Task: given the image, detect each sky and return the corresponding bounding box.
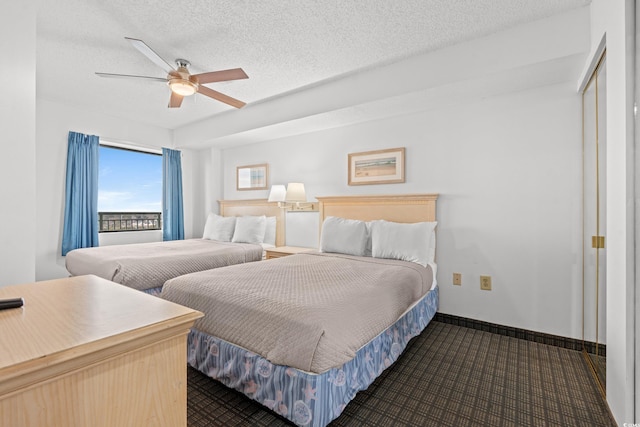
[98,146,162,212]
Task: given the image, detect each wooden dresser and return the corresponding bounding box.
[0,275,202,427]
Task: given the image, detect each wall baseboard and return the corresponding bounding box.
[433,312,606,357]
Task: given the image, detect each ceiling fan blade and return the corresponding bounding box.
[95,72,167,82]
[125,37,175,74]
[168,92,184,108]
[197,85,246,109]
[192,68,249,84]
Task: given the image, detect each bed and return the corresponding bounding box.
[161,194,439,426]
[65,199,285,295]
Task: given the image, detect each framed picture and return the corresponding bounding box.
[348,147,405,186]
[236,164,269,191]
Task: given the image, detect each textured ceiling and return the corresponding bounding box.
[37,0,591,134]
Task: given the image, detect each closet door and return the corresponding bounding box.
[582,53,606,393]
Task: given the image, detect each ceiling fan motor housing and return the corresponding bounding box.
[168,59,199,95]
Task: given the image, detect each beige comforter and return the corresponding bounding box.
[161,252,434,373]
[65,239,263,291]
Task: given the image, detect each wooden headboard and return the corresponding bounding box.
[316,194,438,227]
[218,199,285,247]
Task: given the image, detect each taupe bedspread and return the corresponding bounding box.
[161,252,434,373]
[65,239,263,291]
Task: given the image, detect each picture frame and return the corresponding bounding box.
[236,163,269,191]
[348,147,405,186]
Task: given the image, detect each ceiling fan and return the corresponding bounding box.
[96,37,248,109]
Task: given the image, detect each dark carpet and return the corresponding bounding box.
[187,321,616,426]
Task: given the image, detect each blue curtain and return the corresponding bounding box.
[162,148,185,241]
[61,131,100,255]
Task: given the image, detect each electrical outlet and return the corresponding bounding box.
[480,275,492,291]
[453,273,462,286]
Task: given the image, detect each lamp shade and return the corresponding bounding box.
[285,183,307,202]
[267,185,287,202]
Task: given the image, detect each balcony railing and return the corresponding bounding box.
[99,212,162,233]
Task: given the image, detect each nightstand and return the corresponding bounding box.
[265,246,313,259]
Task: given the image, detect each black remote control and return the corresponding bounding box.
[0,298,24,310]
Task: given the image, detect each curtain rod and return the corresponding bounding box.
[99,138,166,155]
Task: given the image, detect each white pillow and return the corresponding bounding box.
[232,215,267,244]
[263,216,277,246]
[320,216,368,257]
[202,213,236,242]
[429,229,436,262]
[362,221,434,260]
[364,221,373,256]
[371,220,437,267]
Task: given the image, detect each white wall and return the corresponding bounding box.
[215,81,583,340]
[34,99,190,280]
[285,213,320,248]
[0,2,36,287]
[587,0,636,424]
[181,147,222,239]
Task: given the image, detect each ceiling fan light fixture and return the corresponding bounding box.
[169,79,197,96]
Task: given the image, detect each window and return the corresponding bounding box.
[98,145,162,232]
